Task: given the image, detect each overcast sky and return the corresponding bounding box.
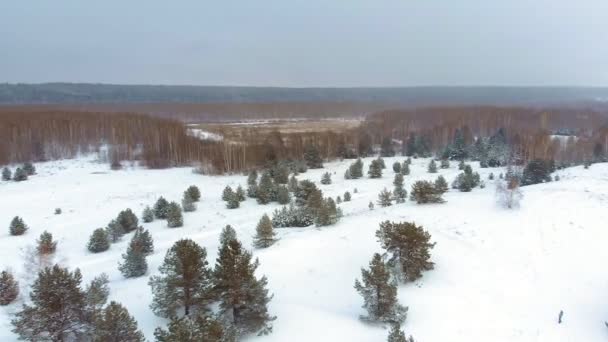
[1,0,607,87]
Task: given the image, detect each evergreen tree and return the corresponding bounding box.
[253,214,276,248]
[376,221,435,282]
[12,265,88,341]
[131,227,154,256]
[117,208,139,233]
[393,174,407,203]
[434,175,449,194]
[2,167,11,181]
[294,180,318,207]
[369,201,375,210]
[106,219,125,243]
[320,172,332,185]
[220,225,237,246]
[37,231,57,255]
[222,186,235,201]
[392,162,401,174]
[458,160,465,170]
[303,144,323,169]
[92,301,145,342]
[315,198,340,227]
[271,164,289,184]
[350,158,364,179]
[13,167,28,181]
[85,273,109,312]
[400,162,410,176]
[387,322,415,342]
[377,188,393,207]
[440,159,450,169]
[142,206,154,223]
[185,185,201,202]
[182,192,197,212]
[23,162,36,176]
[276,185,291,205]
[247,171,258,198]
[149,239,214,318]
[119,236,148,278]
[354,253,407,323]
[344,191,352,202]
[288,175,298,192]
[0,270,19,306]
[154,197,170,219]
[166,202,183,228]
[154,315,231,342]
[88,228,110,253]
[381,137,395,157]
[256,173,273,204]
[235,185,246,202]
[521,159,553,185]
[452,165,480,192]
[214,238,275,336]
[9,216,28,236]
[410,181,443,204]
[377,156,386,169]
[427,159,438,173]
[247,170,258,186]
[226,191,240,209]
[489,172,495,180]
[368,159,383,178]
[336,196,342,204]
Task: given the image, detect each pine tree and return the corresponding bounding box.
[440,159,450,169]
[2,167,11,181]
[381,137,395,157]
[154,315,231,342]
[288,175,298,192]
[294,180,319,207]
[220,225,237,246]
[11,265,87,341]
[92,301,145,342]
[182,192,197,212]
[0,270,19,306]
[320,172,332,185]
[369,201,374,210]
[88,228,110,253]
[489,172,494,180]
[142,205,154,223]
[387,322,415,342]
[434,175,449,194]
[226,191,240,209]
[427,159,438,173]
[106,219,125,243]
[254,214,276,248]
[131,227,154,256]
[393,174,407,203]
[276,185,291,205]
[354,253,407,323]
[377,156,386,169]
[400,162,410,176]
[350,158,364,179]
[392,161,401,173]
[185,185,201,202]
[154,197,170,219]
[377,188,393,207]
[222,186,234,202]
[247,170,258,187]
[119,236,148,278]
[13,167,28,181]
[458,160,465,170]
[271,164,289,184]
[376,221,436,282]
[149,239,214,318]
[235,185,246,202]
[85,273,109,312]
[256,173,274,204]
[247,171,258,198]
[368,159,383,178]
[344,191,352,202]
[410,181,443,204]
[344,168,352,179]
[314,197,340,227]
[117,208,139,233]
[23,162,36,176]
[37,231,57,255]
[214,238,275,336]
[166,202,183,228]
[9,216,28,236]
[303,144,323,169]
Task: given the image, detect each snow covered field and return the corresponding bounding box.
[1,156,608,341]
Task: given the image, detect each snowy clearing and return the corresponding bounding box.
[1,156,608,341]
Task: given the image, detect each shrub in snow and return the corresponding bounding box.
[314,197,341,227]
[393,174,407,203]
[235,185,246,202]
[2,167,12,181]
[85,273,109,310]
[521,159,553,185]
[410,181,443,204]
[154,197,170,219]
[116,208,139,233]
[294,180,318,207]
[344,191,352,202]
[254,214,276,248]
[142,206,154,223]
[434,175,449,194]
[166,202,183,228]
[225,191,240,209]
[13,168,27,181]
[154,314,230,342]
[149,239,213,318]
[400,162,410,176]
[368,159,383,178]
[88,228,110,253]
[36,231,57,255]
[276,185,291,205]
[303,144,323,169]
[23,162,35,176]
[256,173,275,204]
[392,161,401,174]
[336,196,342,204]
[54,208,62,215]
[440,159,450,169]
[452,165,480,192]
[488,172,494,180]
[9,216,28,236]
[427,159,438,173]
[272,204,314,228]
[92,301,145,342]
[185,185,201,202]
[377,188,393,207]
[222,185,234,201]
[119,235,148,278]
[131,227,154,256]
[320,172,332,185]
[354,253,407,324]
[387,322,416,342]
[0,270,19,305]
[288,175,298,192]
[376,221,435,282]
[495,178,523,209]
[105,219,124,243]
[369,201,374,210]
[182,192,196,212]
[348,158,364,179]
[458,160,465,170]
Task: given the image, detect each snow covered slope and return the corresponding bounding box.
[1,156,607,341]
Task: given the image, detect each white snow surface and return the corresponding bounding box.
[1,156,608,341]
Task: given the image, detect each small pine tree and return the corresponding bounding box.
[393,174,407,204]
[149,239,214,318]
[434,175,449,194]
[387,322,415,342]
[368,159,383,178]
[23,162,36,176]
[2,167,11,181]
[106,219,125,243]
[377,188,393,207]
[354,253,407,323]
[166,202,183,228]
[92,301,145,342]
[489,172,494,180]
[117,209,139,233]
[288,175,298,192]
[427,159,438,173]
[37,231,57,255]
[400,162,410,176]
[142,206,154,223]
[13,168,27,181]
[410,181,444,204]
[440,159,450,169]
[253,214,276,248]
[235,185,246,202]
[276,185,291,205]
[85,273,109,311]
[320,172,332,185]
[182,192,196,212]
[376,221,435,282]
[392,162,401,173]
[54,208,62,215]
[458,160,466,170]
[304,144,323,169]
[9,216,28,236]
[220,225,237,245]
[132,227,154,256]
[0,270,19,306]
[222,186,234,202]
[344,191,352,201]
[119,235,148,278]
[226,191,240,209]
[256,172,274,204]
[555,174,560,181]
[185,185,201,202]
[154,315,230,342]
[154,197,170,219]
[369,201,374,210]
[88,228,110,253]
[499,172,504,179]
[336,196,342,204]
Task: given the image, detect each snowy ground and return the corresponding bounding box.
[1,155,608,341]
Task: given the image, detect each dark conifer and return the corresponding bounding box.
[0,270,19,306]
[253,214,276,248]
[142,205,154,223]
[303,144,323,169]
[154,197,170,219]
[119,235,148,278]
[92,301,145,342]
[410,181,444,204]
[166,202,183,228]
[320,172,332,185]
[37,231,57,255]
[154,315,231,342]
[2,167,11,181]
[185,185,201,202]
[88,228,110,253]
[344,191,352,202]
[377,188,393,207]
[13,167,28,181]
[9,216,28,236]
[276,185,291,205]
